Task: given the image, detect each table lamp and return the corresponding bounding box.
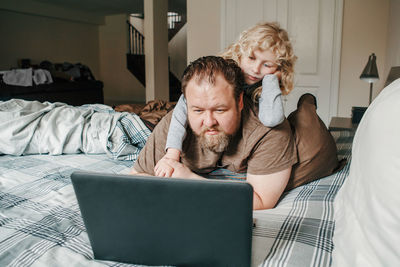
[360,53,379,104]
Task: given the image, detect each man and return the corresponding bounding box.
[286,93,342,191]
[131,56,297,210]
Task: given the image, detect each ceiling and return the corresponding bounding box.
[31,0,186,16]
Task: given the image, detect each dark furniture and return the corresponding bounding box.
[0,80,104,106]
[329,117,358,132]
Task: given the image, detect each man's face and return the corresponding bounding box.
[185,73,243,153]
[239,48,278,85]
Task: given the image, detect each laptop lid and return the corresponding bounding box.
[71,171,253,267]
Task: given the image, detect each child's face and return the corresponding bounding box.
[239,49,278,85]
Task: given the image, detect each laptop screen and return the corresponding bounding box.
[71,171,253,267]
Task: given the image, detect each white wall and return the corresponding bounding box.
[384,0,400,79]
[99,14,145,105]
[187,0,395,120]
[168,24,187,80]
[187,0,222,63]
[0,9,100,77]
[338,0,389,117]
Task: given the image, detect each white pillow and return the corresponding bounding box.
[332,78,400,266]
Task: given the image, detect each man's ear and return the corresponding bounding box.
[238,92,244,112]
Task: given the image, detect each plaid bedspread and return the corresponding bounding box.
[0,131,353,267]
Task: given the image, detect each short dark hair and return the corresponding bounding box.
[181,56,244,101]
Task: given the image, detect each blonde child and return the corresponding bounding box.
[155,22,297,177]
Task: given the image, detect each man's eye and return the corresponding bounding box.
[193,109,202,113]
[216,109,225,113]
[248,56,255,60]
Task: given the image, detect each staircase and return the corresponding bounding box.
[126,13,186,102]
[126,21,145,86]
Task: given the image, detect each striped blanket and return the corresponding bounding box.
[0,131,353,267]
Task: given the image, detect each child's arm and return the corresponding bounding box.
[258,74,285,127]
[166,94,188,152]
[154,94,188,177]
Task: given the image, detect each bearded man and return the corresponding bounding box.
[131,56,297,210]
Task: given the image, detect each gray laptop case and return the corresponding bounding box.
[71,171,253,267]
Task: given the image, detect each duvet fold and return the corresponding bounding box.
[0,99,151,161]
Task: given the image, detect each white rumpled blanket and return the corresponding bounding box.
[0,99,151,160]
[0,68,53,86]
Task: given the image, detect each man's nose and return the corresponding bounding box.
[203,111,217,127]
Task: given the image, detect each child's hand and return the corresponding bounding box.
[154,156,175,177]
[154,148,181,177]
[262,73,281,88]
[273,70,282,81]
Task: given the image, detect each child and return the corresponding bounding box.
[154,22,297,177]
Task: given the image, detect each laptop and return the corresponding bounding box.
[71,171,253,267]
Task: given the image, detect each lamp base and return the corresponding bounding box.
[351,106,367,123]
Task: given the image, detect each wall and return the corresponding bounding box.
[187,0,395,120]
[384,0,400,78]
[187,0,222,63]
[220,0,343,125]
[168,24,187,80]
[99,14,145,105]
[338,0,389,117]
[0,9,100,77]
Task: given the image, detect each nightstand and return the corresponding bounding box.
[328,117,358,132]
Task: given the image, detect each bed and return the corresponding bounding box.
[0,98,353,267]
[0,63,104,106]
[0,80,104,106]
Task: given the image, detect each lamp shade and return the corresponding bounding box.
[360,53,379,83]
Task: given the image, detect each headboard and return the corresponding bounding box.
[384,66,400,87]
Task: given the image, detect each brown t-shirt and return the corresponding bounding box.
[133,97,297,176]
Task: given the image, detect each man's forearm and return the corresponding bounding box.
[247,168,292,210]
[180,172,205,180]
[131,161,204,180]
[130,167,151,176]
[252,191,276,210]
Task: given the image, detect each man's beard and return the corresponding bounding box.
[198,127,231,153]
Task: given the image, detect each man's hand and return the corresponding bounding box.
[164,159,204,180]
[154,148,181,177]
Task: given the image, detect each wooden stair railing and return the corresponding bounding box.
[126,21,145,86]
[126,18,183,101]
[168,13,186,41]
[127,20,144,55]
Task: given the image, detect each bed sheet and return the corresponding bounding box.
[0,131,353,267]
[252,131,353,267]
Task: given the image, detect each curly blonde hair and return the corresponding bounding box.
[220,22,297,100]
